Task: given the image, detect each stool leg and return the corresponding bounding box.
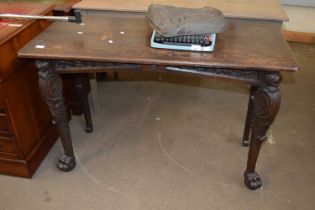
[114,71,118,80]
[242,86,257,146]
[74,76,93,133]
[90,73,100,112]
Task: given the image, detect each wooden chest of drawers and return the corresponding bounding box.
[0,3,59,177]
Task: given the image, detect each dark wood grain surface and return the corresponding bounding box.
[18,14,298,72]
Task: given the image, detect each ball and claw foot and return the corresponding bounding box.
[57,155,76,172]
[244,172,262,190]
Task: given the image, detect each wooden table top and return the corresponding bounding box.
[0,3,53,45]
[74,0,288,21]
[18,14,298,72]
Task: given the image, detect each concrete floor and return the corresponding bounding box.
[0,43,314,210]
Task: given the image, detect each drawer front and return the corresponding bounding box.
[0,139,18,155]
[0,115,13,138]
[0,98,17,155]
[0,98,14,139]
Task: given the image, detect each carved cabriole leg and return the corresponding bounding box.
[244,72,282,190]
[242,86,257,146]
[35,60,76,171]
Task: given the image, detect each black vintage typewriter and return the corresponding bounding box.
[151,31,216,52]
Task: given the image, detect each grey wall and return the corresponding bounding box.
[282,0,315,6]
